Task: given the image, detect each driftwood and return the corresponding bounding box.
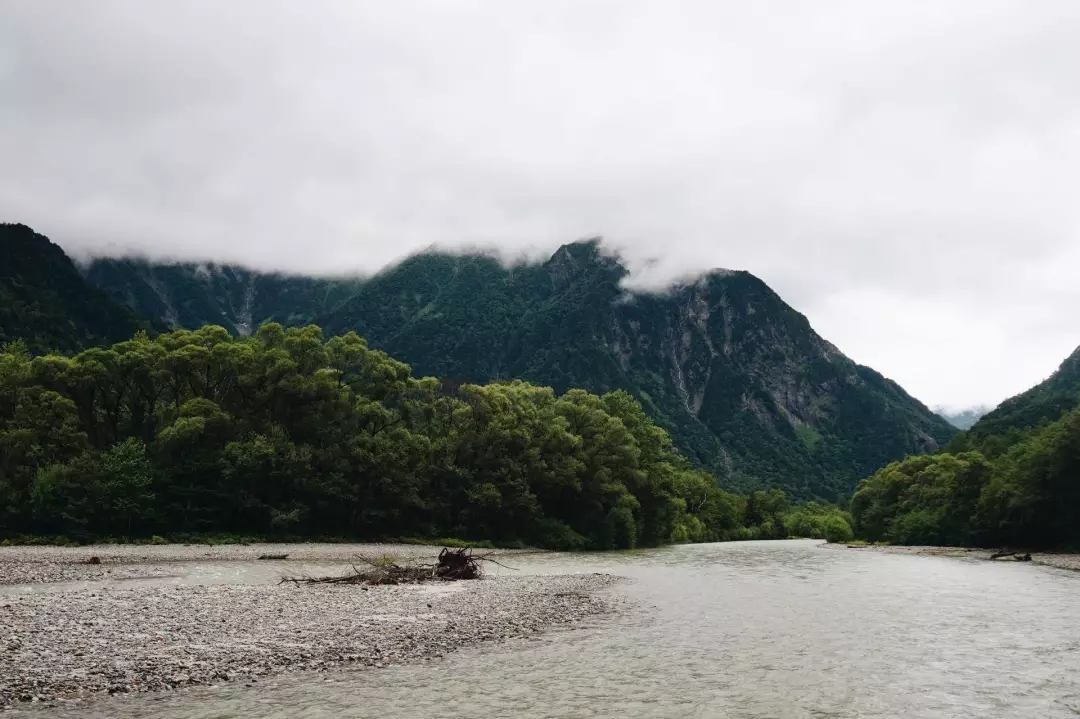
[990,551,1032,561]
[258,553,290,560]
[279,548,512,587]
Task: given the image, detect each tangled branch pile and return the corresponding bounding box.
[280,548,507,586]
[989,550,1032,561]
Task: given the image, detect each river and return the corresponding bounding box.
[13,539,1080,718]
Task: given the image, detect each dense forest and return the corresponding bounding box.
[850,347,1080,549]
[0,324,853,548]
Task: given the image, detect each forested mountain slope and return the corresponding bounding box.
[84,257,362,336]
[84,238,955,499]
[0,224,153,353]
[962,346,1080,446]
[851,344,1080,549]
[317,241,955,499]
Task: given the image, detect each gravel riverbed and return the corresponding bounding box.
[829,543,1080,571]
[0,544,619,710]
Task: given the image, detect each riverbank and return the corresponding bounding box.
[828,543,1080,572]
[0,544,619,709]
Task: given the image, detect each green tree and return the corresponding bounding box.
[97,438,156,535]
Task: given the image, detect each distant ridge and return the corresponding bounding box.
[935,406,990,430]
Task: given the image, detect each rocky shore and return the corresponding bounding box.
[0,544,618,709]
[830,543,1080,572]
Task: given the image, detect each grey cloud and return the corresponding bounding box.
[1,0,1078,409]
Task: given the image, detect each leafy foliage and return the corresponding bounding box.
[0,324,850,547]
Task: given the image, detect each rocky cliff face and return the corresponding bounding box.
[577,258,949,497]
[83,238,956,498]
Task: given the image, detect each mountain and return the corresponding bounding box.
[0,224,154,353]
[83,257,363,336]
[935,406,989,430]
[83,239,956,499]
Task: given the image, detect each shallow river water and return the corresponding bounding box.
[19,540,1080,718]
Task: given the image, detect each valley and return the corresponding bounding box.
[5,3,1080,716]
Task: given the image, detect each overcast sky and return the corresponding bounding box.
[2,1,1078,412]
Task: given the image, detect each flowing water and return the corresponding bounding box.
[17,540,1080,718]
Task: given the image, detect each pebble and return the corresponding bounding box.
[0,544,618,708]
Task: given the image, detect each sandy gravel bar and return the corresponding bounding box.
[0,543,526,586]
[828,543,1080,571]
[1,572,618,708]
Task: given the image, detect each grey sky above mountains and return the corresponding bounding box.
[2,1,1078,412]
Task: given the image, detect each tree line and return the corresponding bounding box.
[0,324,853,548]
[849,405,1080,548]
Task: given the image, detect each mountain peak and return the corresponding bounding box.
[544,238,627,285]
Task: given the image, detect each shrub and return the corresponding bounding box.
[531,517,588,551]
[823,516,855,543]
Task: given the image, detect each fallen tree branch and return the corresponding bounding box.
[990,550,1032,561]
[279,548,514,586]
